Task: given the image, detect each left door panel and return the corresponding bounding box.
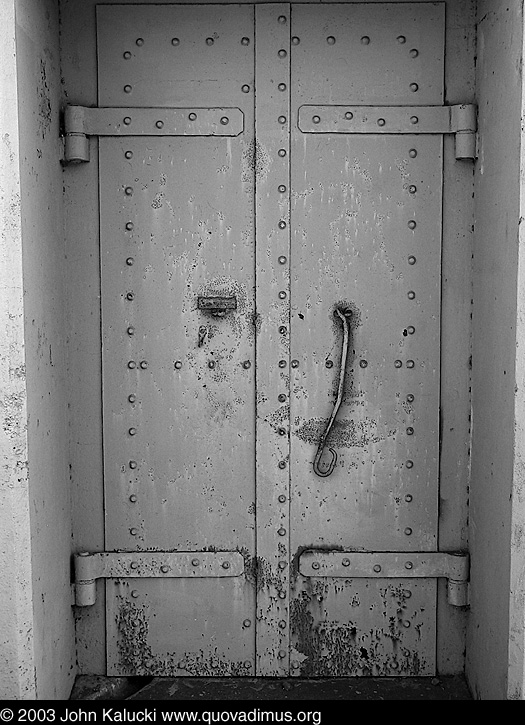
[97,4,256,676]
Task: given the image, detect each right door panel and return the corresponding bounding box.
[289,2,444,676]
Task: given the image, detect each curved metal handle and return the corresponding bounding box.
[313,308,353,477]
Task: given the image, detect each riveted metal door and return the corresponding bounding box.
[96,2,448,678]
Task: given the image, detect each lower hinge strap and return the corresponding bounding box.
[74,551,245,606]
[299,550,469,607]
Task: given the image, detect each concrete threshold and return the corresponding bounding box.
[71,675,472,701]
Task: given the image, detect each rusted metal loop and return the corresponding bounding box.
[313,307,353,478]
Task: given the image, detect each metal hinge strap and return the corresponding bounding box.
[298,103,477,160]
[299,550,469,607]
[63,105,244,163]
[74,551,245,607]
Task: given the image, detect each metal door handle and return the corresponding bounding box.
[313,308,353,477]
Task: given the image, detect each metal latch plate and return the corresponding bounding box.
[198,296,237,313]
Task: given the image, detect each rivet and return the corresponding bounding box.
[406,393,415,402]
[278,291,287,299]
[409,149,418,158]
[410,48,419,58]
[278,650,286,659]
[408,255,416,265]
[407,427,414,435]
[131,589,139,598]
[129,460,137,469]
[278,83,287,92]
[278,561,287,570]
[128,394,136,403]
[123,51,131,59]
[345,111,354,120]
[161,565,169,573]
[278,461,286,470]
[278,15,287,23]
[206,37,214,46]
[278,620,287,629]
[360,359,368,368]
[406,460,414,469]
[278,255,287,264]
[312,561,320,570]
[373,564,382,573]
[277,392,285,401]
[243,619,251,627]
[278,185,287,193]
[278,116,287,125]
[410,116,419,125]
[208,360,215,369]
[291,359,299,368]
[405,494,413,503]
[409,185,417,194]
[241,85,250,93]
[128,361,136,369]
[406,360,415,369]
[278,360,287,368]
[244,660,252,669]
[222,561,231,570]
[327,36,336,45]
[397,35,406,44]
[191,558,200,567]
[312,115,321,124]
[124,151,133,160]
[171,38,180,46]
[325,360,333,368]
[140,361,148,370]
[126,257,134,266]
[403,620,411,628]
[408,291,416,300]
[174,361,182,370]
[404,527,413,536]
[408,220,417,230]
[126,221,134,230]
[220,117,229,126]
[124,85,132,93]
[130,561,139,569]
[278,429,286,437]
[130,527,138,536]
[125,186,133,195]
[188,112,197,121]
[279,326,287,334]
[126,292,134,300]
[278,494,286,503]
[278,526,286,535]
[410,83,419,92]
[278,49,287,58]
[405,561,413,570]
[278,220,287,229]
[407,326,415,335]
[242,360,251,369]
[361,36,370,45]
[404,589,412,598]
[292,36,300,45]
[292,662,300,670]
[241,37,250,46]
[155,120,164,129]
[342,558,351,567]
[395,360,403,368]
[129,427,137,436]
[278,149,287,157]
[124,117,132,126]
[129,494,138,503]
[135,38,144,46]
[278,591,286,599]
[377,118,386,127]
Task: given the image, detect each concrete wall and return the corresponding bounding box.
[468,0,525,700]
[0,0,75,699]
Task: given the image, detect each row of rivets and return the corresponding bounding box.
[127,36,252,49]
[170,360,252,370]
[127,360,148,369]
[120,113,230,126]
[125,560,232,571]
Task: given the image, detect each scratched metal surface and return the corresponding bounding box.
[288,2,444,675]
[98,4,257,674]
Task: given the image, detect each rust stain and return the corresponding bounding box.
[293,416,390,449]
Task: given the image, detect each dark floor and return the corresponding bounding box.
[71,675,473,701]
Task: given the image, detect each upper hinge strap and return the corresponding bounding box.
[62,104,244,163]
[298,103,477,160]
[299,550,470,607]
[74,551,245,606]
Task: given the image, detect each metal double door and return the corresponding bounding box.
[99,2,444,676]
